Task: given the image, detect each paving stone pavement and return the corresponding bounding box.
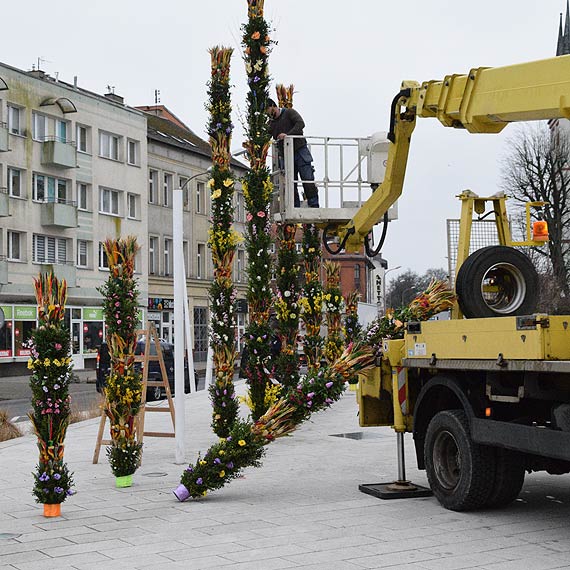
[2,380,570,569]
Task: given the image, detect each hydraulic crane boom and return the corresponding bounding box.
[340,54,570,253]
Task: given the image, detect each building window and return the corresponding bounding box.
[197,243,206,279]
[55,119,68,143]
[33,174,68,203]
[149,236,158,274]
[127,193,138,219]
[164,238,172,276]
[237,249,245,282]
[32,112,49,141]
[196,181,205,214]
[32,234,67,264]
[76,124,90,153]
[98,242,109,269]
[77,240,89,268]
[8,105,23,135]
[183,240,190,277]
[149,169,158,204]
[163,173,173,207]
[7,167,22,198]
[7,231,22,261]
[127,139,139,166]
[77,182,90,211]
[99,187,120,216]
[99,131,120,160]
[180,177,189,210]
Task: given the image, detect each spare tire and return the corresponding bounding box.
[456,245,538,318]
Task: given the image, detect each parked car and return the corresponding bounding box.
[134,339,197,401]
[96,340,198,401]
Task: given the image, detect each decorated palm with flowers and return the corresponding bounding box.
[276,83,294,109]
[206,46,241,437]
[300,224,324,372]
[365,279,456,352]
[323,261,345,365]
[240,0,277,420]
[28,273,74,508]
[274,223,301,388]
[98,237,143,480]
[343,290,362,386]
[175,340,376,501]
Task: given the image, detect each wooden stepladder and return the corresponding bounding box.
[92,322,175,464]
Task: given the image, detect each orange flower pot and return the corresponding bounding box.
[43,503,61,517]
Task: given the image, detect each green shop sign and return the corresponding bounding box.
[14,306,37,320]
[0,306,12,319]
[83,308,104,321]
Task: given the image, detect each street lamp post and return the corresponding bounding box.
[173,169,210,464]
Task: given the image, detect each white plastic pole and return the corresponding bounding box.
[173,187,186,464]
[205,337,214,386]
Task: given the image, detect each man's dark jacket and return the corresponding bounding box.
[269,108,308,155]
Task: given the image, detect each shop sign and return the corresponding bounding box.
[235,299,248,313]
[148,298,174,310]
[17,349,31,357]
[0,306,12,319]
[14,306,37,320]
[0,349,12,358]
[147,312,161,321]
[83,308,104,321]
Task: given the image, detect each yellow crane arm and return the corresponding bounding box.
[342,54,570,253]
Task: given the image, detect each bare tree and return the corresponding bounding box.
[387,267,448,308]
[501,124,570,306]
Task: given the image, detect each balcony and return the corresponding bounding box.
[46,262,76,287]
[0,256,7,285]
[0,122,8,152]
[41,137,77,169]
[0,188,9,217]
[40,199,77,228]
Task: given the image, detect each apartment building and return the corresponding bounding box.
[137,106,249,361]
[0,62,148,375]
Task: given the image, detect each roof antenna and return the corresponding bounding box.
[107,85,115,94]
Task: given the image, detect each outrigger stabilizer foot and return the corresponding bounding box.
[358,432,432,500]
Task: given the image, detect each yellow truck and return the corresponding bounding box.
[278,54,570,510]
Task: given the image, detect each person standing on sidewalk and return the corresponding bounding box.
[266,98,319,208]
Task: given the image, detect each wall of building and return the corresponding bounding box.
[0,63,147,373]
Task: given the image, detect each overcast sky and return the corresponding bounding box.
[4,0,566,277]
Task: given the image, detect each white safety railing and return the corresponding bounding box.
[271,134,397,225]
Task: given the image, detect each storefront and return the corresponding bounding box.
[147,298,174,343]
[0,303,144,373]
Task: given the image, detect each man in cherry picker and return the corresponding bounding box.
[266,98,320,208]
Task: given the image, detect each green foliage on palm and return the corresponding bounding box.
[28,272,74,504]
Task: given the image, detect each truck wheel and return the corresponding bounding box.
[425,410,495,511]
[485,448,525,508]
[456,246,538,318]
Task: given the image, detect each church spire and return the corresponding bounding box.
[557,12,564,55]
[556,2,570,55]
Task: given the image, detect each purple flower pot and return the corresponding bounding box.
[173,484,190,502]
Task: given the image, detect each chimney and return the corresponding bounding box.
[104,92,124,105]
[28,69,50,80]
